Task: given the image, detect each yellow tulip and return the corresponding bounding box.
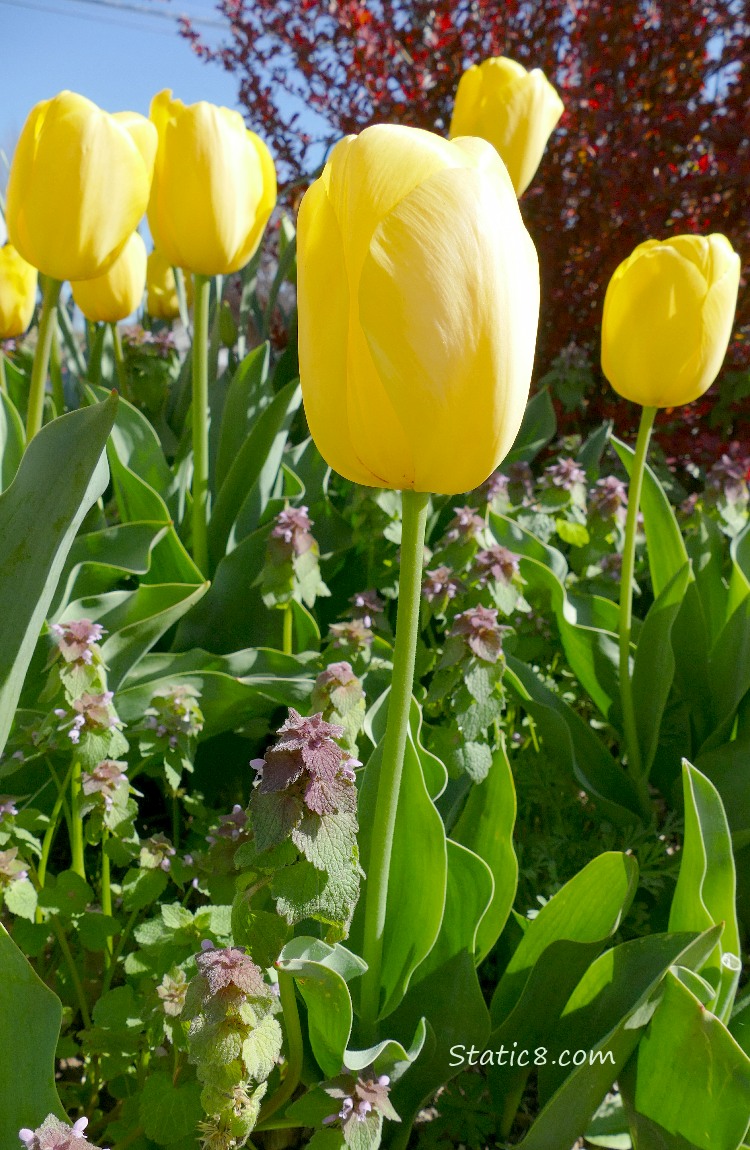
[449,57,564,196]
[145,249,192,319]
[0,244,38,339]
[71,232,147,323]
[296,125,540,494]
[601,235,741,408]
[147,90,277,276]
[6,91,156,283]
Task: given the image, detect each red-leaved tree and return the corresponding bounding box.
[181,0,749,453]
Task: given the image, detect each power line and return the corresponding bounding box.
[56,0,227,28]
[0,0,180,34]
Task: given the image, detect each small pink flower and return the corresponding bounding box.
[50,620,105,665]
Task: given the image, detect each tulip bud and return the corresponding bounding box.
[145,248,191,320]
[601,234,741,408]
[147,90,277,276]
[6,91,156,282]
[71,232,147,323]
[297,125,539,494]
[449,57,564,197]
[0,244,38,339]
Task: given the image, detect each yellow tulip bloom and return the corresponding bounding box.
[6,91,157,283]
[0,244,38,339]
[146,248,192,319]
[602,235,741,408]
[147,90,277,277]
[296,125,540,494]
[71,232,147,324]
[449,57,564,197]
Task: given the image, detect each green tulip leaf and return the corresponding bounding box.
[631,561,692,778]
[350,698,447,1021]
[452,737,518,963]
[505,657,643,822]
[620,970,750,1150]
[727,520,750,619]
[491,852,639,1029]
[343,1019,427,1081]
[0,924,66,1144]
[413,838,493,983]
[612,436,689,599]
[0,390,25,492]
[49,520,170,618]
[0,394,117,756]
[277,938,365,1077]
[215,343,272,489]
[669,760,740,988]
[208,378,302,567]
[505,387,557,463]
[521,927,722,1149]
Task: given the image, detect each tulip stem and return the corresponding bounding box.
[191,273,211,575]
[359,488,430,1035]
[0,349,7,395]
[110,323,128,399]
[618,404,657,816]
[26,276,61,443]
[69,758,86,882]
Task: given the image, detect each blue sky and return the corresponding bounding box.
[0,0,242,171]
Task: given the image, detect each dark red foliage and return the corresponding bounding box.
[181,0,749,445]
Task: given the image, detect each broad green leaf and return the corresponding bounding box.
[669,760,740,985]
[350,699,447,1020]
[139,1071,203,1145]
[90,383,172,503]
[490,510,568,582]
[631,563,692,777]
[0,395,117,756]
[705,595,750,745]
[522,928,722,1150]
[389,949,490,1135]
[277,937,365,1076]
[49,521,169,618]
[577,420,613,472]
[505,387,557,463]
[61,582,208,689]
[488,937,617,1138]
[0,390,24,491]
[612,437,689,599]
[364,692,447,801]
[208,379,301,567]
[343,1019,427,1080]
[116,647,315,736]
[452,738,518,962]
[173,525,275,653]
[413,839,493,983]
[491,852,639,1028]
[687,512,730,645]
[0,924,66,1143]
[505,658,643,822]
[727,521,750,619]
[620,971,750,1150]
[215,342,271,489]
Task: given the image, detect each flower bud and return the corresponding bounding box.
[601,234,741,408]
[71,231,146,323]
[7,92,156,282]
[297,124,539,494]
[0,244,37,339]
[449,57,564,196]
[147,90,277,276]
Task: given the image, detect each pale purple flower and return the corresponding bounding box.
[422,566,462,603]
[706,451,750,504]
[328,620,373,651]
[206,804,249,845]
[253,709,357,816]
[0,847,28,885]
[271,506,315,556]
[18,1116,99,1150]
[590,476,628,521]
[0,796,18,820]
[599,553,623,580]
[81,760,127,811]
[542,458,586,491]
[482,470,510,504]
[473,546,521,587]
[195,944,268,999]
[443,505,485,543]
[50,620,105,665]
[450,605,509,663]
[349,590,386,629]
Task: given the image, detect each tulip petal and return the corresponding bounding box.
[71,231,147,323]
[326,126,461,287]
[358,165,539,493]
[230,131,278,271]
[297,177,386,487]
